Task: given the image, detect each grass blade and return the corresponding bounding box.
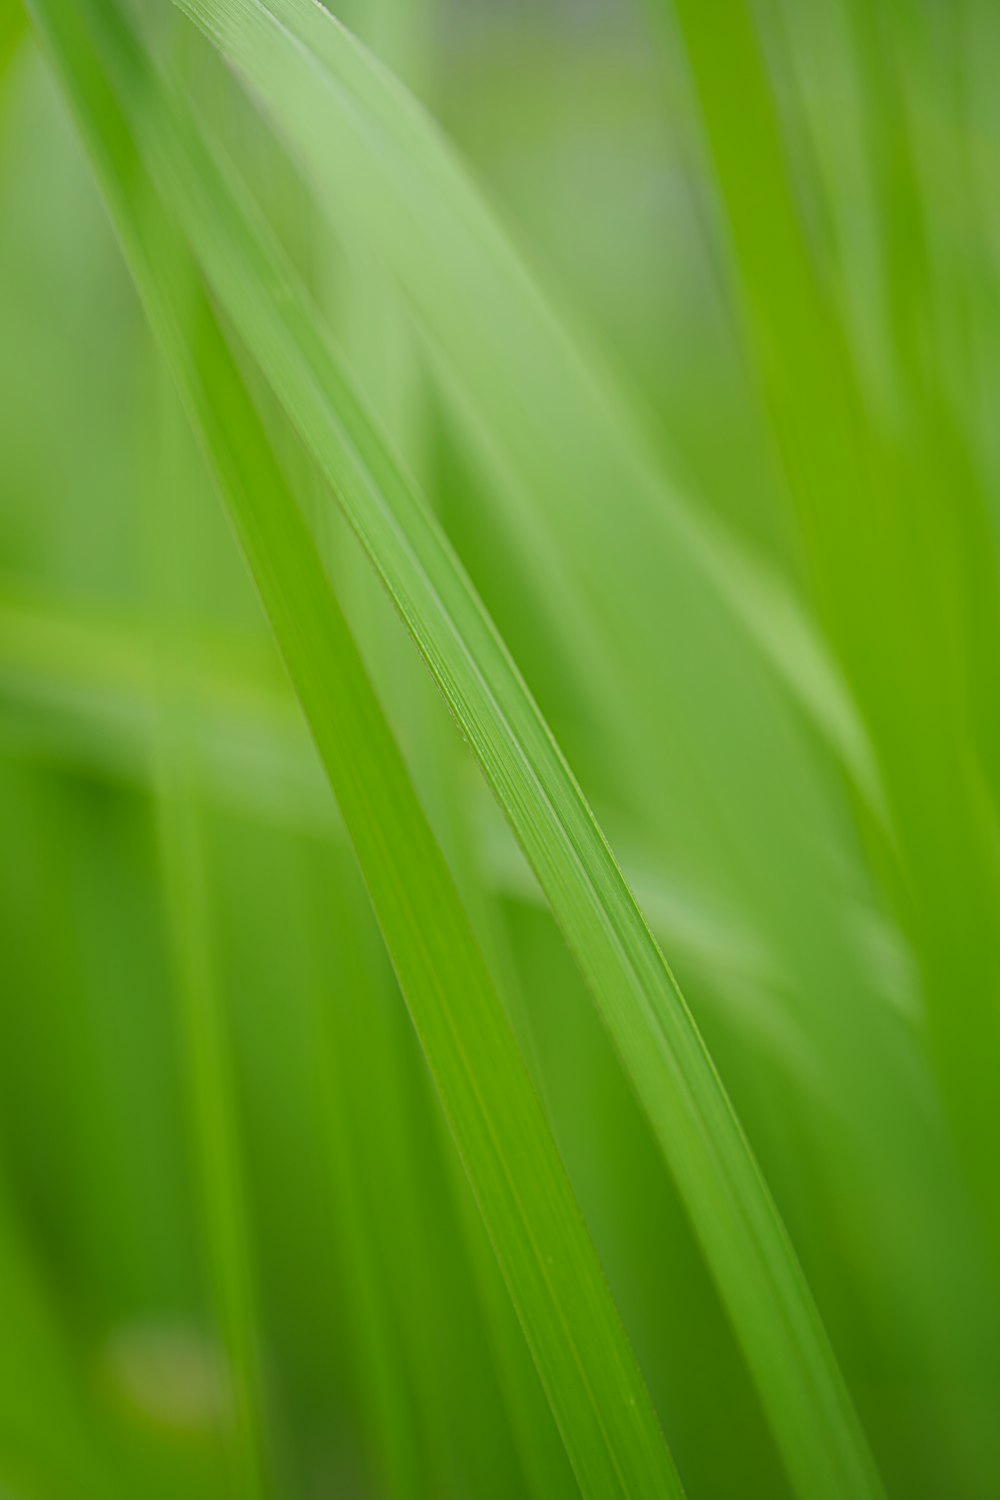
[3,583,905,1086]
[147,373,273,1500]
[175,0,880,820]
[72,1,886,1494]
[24,5,683,1495]
[663,0,1000,1271]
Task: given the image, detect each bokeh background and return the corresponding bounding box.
[2,0,1000,1496]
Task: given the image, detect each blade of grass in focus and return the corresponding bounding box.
[24,5,683,1495]
[80,3,890,1493]
[184,1,943,1344]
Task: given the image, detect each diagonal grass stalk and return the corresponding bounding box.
[80,2,888,1494]
[174,0,882,822]
[25,3,683,1494]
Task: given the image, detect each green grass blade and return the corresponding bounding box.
[320,7,572,1477]
[154,760,272,1500]
[147,389,273,1499]
[71,2,885,1495]
[174,0,881,823]
[0,1176,126,1499]
[3,585,915,1082]
[307,852,452,1500]
[24,6,683,1496]
[663,0,1000,1272]
[0,0,25,86]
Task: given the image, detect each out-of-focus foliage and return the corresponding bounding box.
[2,0,999,1496]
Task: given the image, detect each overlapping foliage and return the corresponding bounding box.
[2,0,999,1496]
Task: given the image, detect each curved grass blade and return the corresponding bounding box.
[24,5,683,1495]
[176,0,882,825]
[67,1,886,1495]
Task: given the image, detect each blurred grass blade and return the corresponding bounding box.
[147,351,273,1500]
[664,0,1000,1268]
[0,1176,123,1499]
[155,762,271,1500]
[28,0,885,1492]
[74,4,891,1497]
[25,5,683,1496]
[0,1,25,86]
[15,3,884,1496]
[175,0,881,823]
[2,585,916,1077]
[310,853,460,1500]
